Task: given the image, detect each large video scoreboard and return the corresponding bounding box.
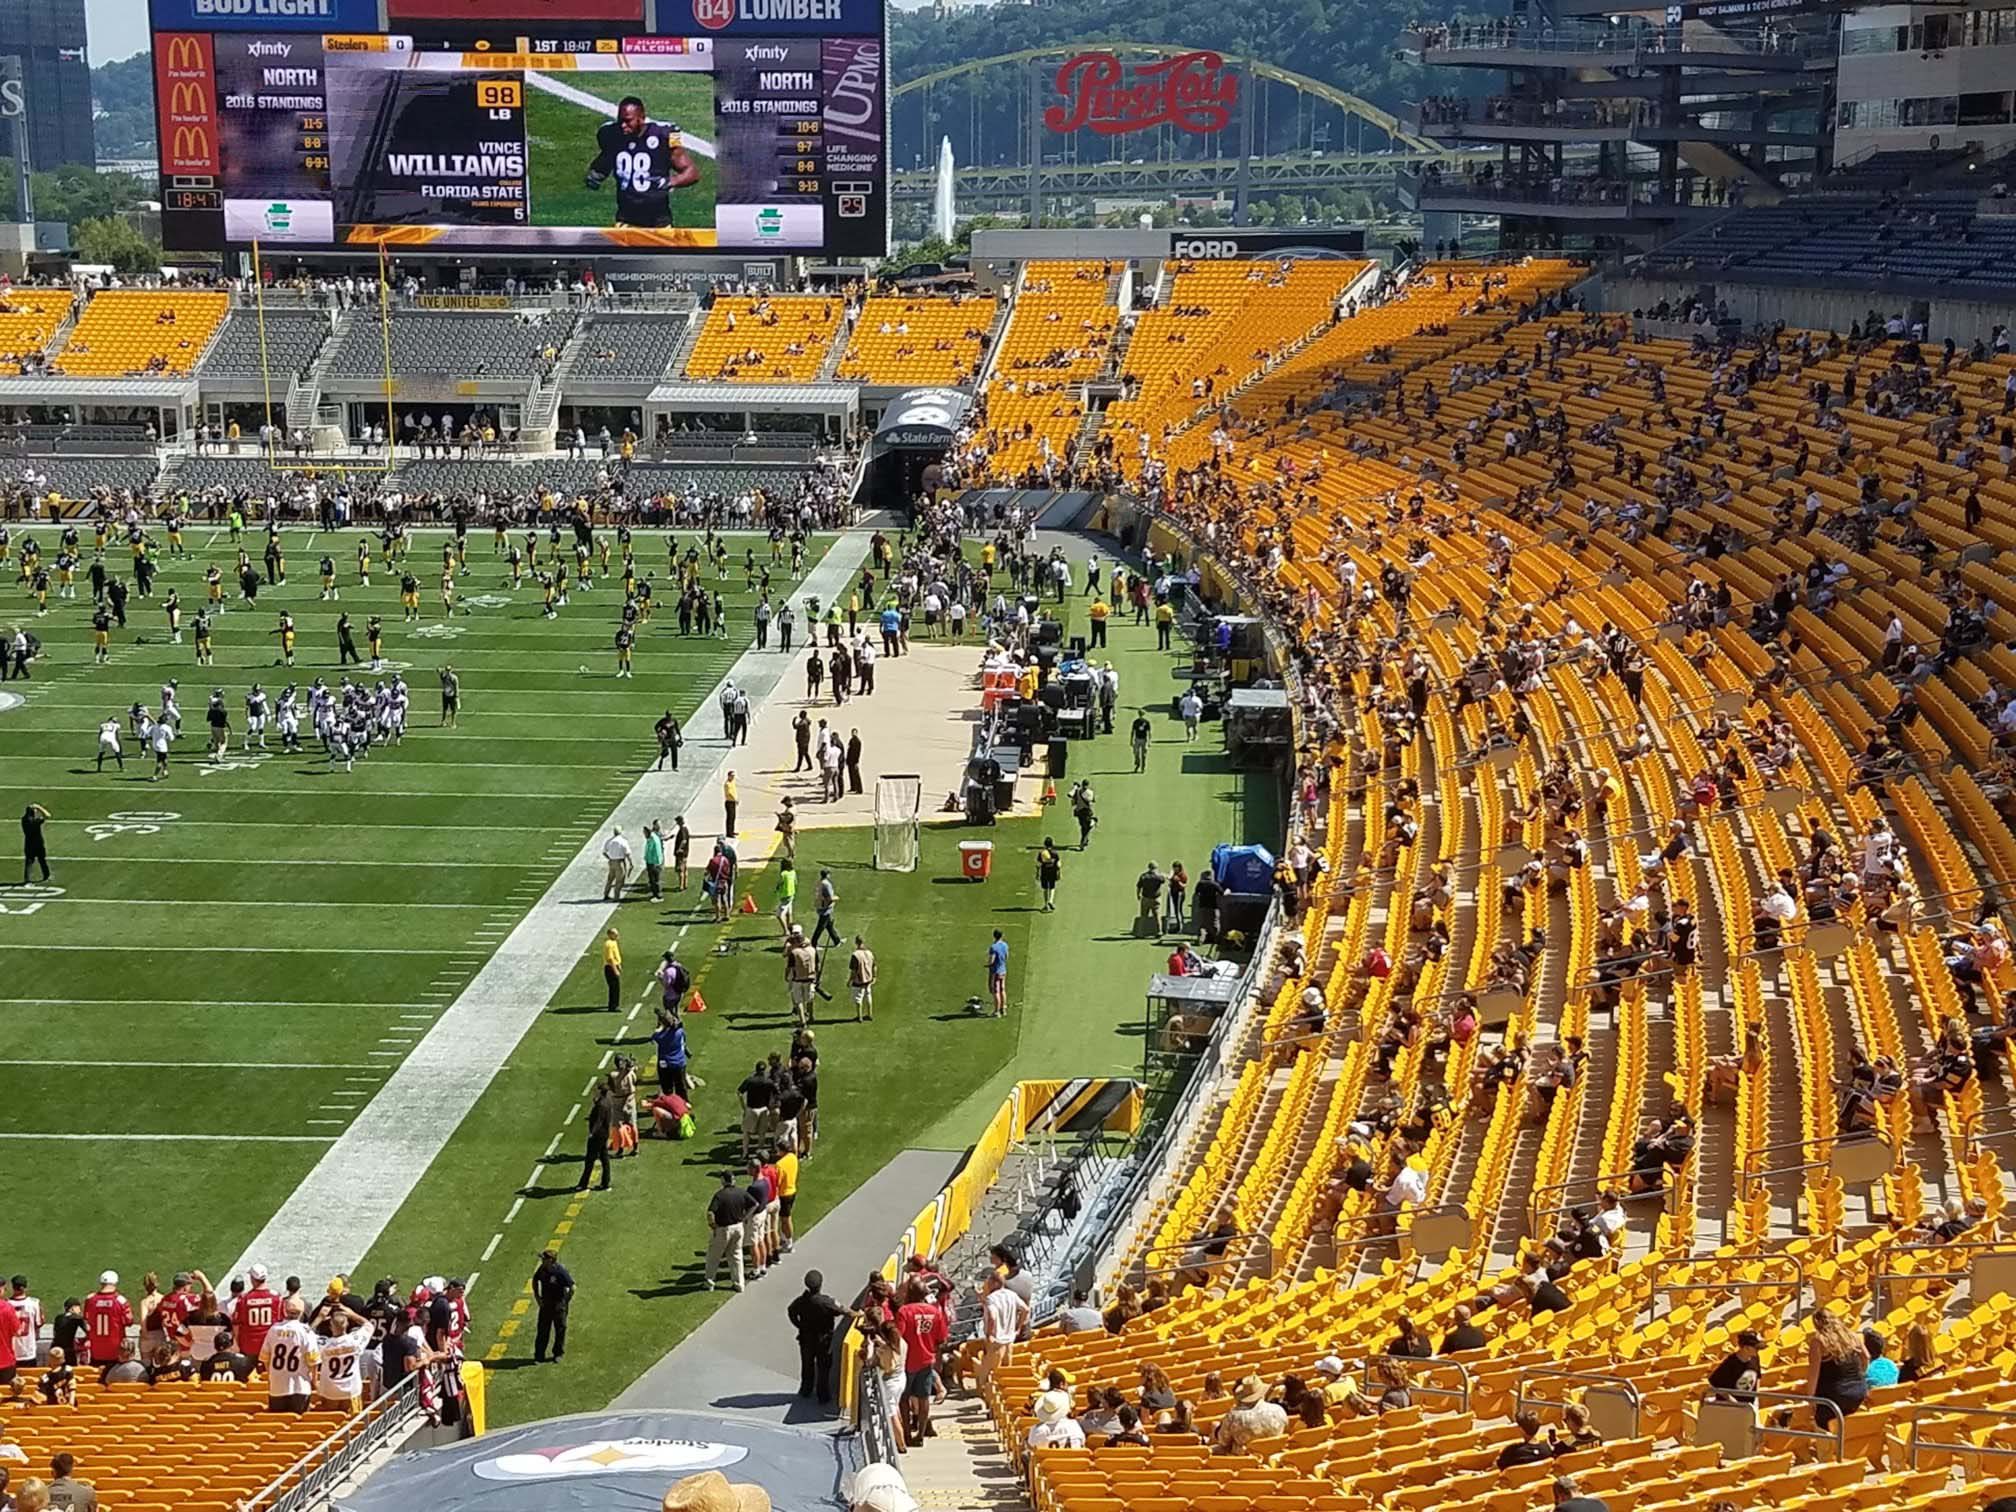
[150,0,887,257]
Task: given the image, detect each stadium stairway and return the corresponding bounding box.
[902,1395,1038,1512]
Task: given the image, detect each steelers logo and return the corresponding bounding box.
[647,135,660,150]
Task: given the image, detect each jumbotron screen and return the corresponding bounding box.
[149,0,887,256]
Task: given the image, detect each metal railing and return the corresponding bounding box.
[1518,1369,1642,1439]
[1870,1238,2016,1317]
[856,1350,900,1466]
[1140,1228,1275,1283]
[239,1370,426,1512]
[1365,1354,1471,1412]
[1651,1252,1806,1317]
[1905,1404,2016,1469]
[1737,1130,1894,1207]
[1527,1167,1676,1241]
[1735,1386,1848,1461]
[1090,500,1302,1294]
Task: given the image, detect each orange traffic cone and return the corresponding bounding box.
[687,989,709,1014]
[739,892,758,914]
[1041,776,1057,805]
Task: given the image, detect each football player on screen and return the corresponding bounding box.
[584,95,700,228]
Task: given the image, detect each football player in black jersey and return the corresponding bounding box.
[584,96,700,229]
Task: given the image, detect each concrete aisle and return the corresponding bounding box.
[898,1394,1031,1512]
[610,1147,960,1424]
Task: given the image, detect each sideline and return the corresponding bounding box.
[228,535,871,1283]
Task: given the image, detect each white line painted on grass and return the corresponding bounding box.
[0,1132,338,1143]
[0,998,435,1010]
[48,856,536,870]
[226,537,868,1285]
[1,942,467,955]
[45,897,499,911]
[505,1197,524,1225]
[480,1232,501,1263]
[0,1058,383,1070]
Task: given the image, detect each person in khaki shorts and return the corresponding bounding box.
[848,935,876,1022]
[977,1270,1027,1389]
[784,925,819,1027]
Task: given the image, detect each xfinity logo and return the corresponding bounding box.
[1173,238,1245,258]
[245,40,294,57]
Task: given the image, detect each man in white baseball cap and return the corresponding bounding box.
[844,1462,919,1512]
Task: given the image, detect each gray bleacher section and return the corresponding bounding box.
[325,310,577,380]
[394,457,608,496]
[1638,191,2016,298]
[197,310,334,381]
[570,314,692,381]
[1821,148,1971,193]
[167,455,384,499]
[10,455,160,498]
[625,463,817,497]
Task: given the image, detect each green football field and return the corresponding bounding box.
[0,525,801,1286]
[523,72,718,231]
[0,526,1276,1427]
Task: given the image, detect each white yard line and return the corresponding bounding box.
[0,1058,384,1070]
[48,857,535,869]
[45,897,498,910]
[0,998,437,1010]
[227,537,868,1282]
[0,1132,337,1143]
[4,942,468,955]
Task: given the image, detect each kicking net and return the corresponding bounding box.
[873,773,923,872]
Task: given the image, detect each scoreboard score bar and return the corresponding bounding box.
[150,0,886,257]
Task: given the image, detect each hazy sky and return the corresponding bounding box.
[90,0,152,64]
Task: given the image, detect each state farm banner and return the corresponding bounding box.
[1044,49,1239,138]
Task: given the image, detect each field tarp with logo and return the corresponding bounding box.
[331,1408,853,1511]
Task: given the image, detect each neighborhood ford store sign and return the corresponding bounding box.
[874,388,971,448]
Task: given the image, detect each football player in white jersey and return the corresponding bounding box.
[244,684,270,751]
[277,685,301,752]
[96,716,124,772]
[150,718,174,782]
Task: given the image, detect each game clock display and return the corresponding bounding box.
[151,3,886,257]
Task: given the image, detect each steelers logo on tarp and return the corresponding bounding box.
[475,1438,749,1482]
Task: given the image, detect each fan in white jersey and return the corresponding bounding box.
[312,1309,374,1410]
[258,1297,322,1411]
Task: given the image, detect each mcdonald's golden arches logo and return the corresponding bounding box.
[169,81,209,116]
[172,125,213,162]
[166,35,207,71]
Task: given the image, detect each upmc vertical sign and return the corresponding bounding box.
[156,33,221,175]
